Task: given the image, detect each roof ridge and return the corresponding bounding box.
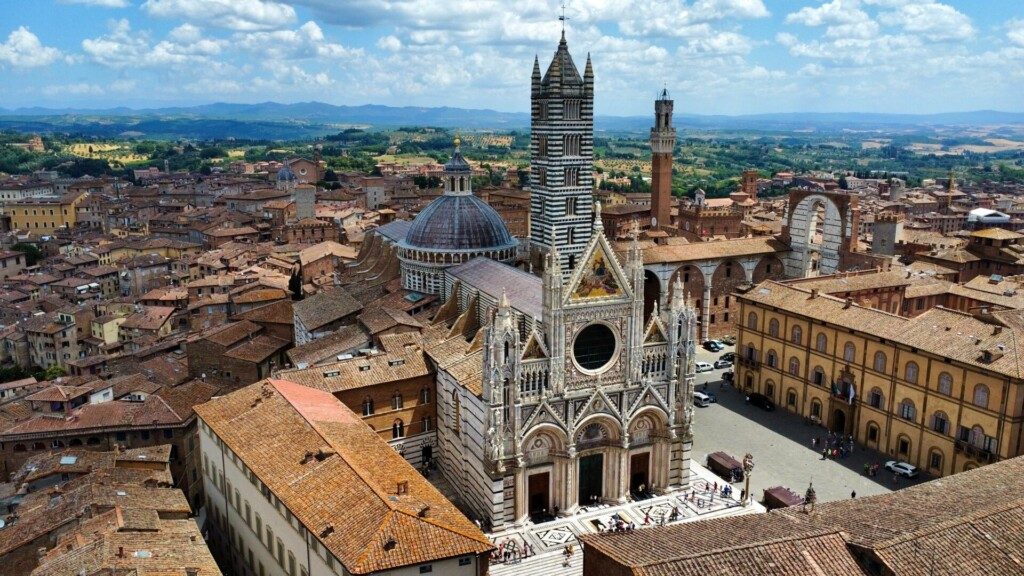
[869,497,1024,550]
[627,525,842,567]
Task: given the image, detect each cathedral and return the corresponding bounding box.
[387,33,700,530]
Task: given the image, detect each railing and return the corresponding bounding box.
[519,360,550,400]
[954,440,997,463]
[737,356,761,369]
[641,344,669,379]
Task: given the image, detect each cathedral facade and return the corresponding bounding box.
[417,35,698,531]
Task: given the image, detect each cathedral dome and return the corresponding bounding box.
[405,194,516,251]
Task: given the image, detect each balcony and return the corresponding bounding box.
[954,440,997,463]
[737,356,761,370]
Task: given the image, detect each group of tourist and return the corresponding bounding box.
[814,432,855,459]
[491,538,533,564]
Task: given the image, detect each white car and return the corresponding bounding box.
[695,361,714,373]
[713,359,733,369]
[884,460,920,478]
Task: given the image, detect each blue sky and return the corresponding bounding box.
[0,0,1022,116]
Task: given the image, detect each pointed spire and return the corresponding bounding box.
[584,53,593,79]
[499,288,510,309]
[593,201,603,232]
[532,55,541,80]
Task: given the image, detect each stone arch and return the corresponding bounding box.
[668,264,706,304]
[629,406,668,437]
[784,192,851,277]
[752,254,785,283]
[574,414,622,449]
[522,423,569,462]
[643,269,660,322]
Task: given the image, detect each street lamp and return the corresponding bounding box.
[742,453,754,506]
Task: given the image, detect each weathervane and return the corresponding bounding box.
[559,1,570,33]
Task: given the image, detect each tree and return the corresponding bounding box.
[289,270,304,301]
[12,242,43,266]
[838,176,849,190]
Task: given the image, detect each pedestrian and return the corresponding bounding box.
[851,490,856,499]
[644,511,650,525]
[714,481,718,493]
[811,437,817,448]
[740,488,746,501]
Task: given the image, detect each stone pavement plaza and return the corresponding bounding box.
[691,344,927,503]
[484,463,763,576]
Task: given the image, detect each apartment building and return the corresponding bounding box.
[735,280,1024,478]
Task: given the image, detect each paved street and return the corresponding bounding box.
[692,342,928,503]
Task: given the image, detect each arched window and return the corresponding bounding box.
[930,411,949,434]
[766,350,777,368]
[812,366,825,385]
[898,398,916,421]
[452,390,461,435]
[791,325,803,345]
[866,422,880,443]
[868,387,884,409]
[420,388,431,405]
[969,425,985,448]
[69,438,83,446]
[788,356,800,376]
[86,437,101,446]
[392,419,405,439]
[972,384,989,409]
[815,333,827,352]
[843,342,856,362]
[904,361,919,384]
[362,397,374,416]
[928,448,944,472]
[873,351,887,373]
[765,380,775,397]
[810,398,822,418]
[768,318,780,337]
[32,442,45,450]
[391,391,403,410]
[938,372,953,396]
[13,444,25,452]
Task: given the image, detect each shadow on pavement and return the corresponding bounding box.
[696,378,931,492]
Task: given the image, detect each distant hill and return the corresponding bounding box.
[1,101,1022,140]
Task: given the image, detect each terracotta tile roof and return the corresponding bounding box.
[358,306,424,335]
[232,299,294,325]
[120,306,175,331]
[286,324,371,368]
[222,334,289,363]
[643,236,788,264]
[971,227,1023,240]
[194,379,491,574]
[277,349,429,393]
[293,287,362,331]
[25,384,92,402]
[198,320,263,347]
[740,281,1024,378]
[584,455,1024,576]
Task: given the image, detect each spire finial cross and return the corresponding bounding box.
[559,1,570,35]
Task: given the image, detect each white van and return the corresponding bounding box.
[695,361,714,373]
[693,391,712,407]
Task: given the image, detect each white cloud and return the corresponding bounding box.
[377,35,402,52]
[81,19,150,67]
[142,0,296,31]
[880,2,975,41]
[43,83,105,97]
[1009,19,1024,48]
[59,0,130,7]
[232,21,361,60]
[0,27,63,68]
[83,19,225,67]
[786,0,867,27]
[693,0,769,19]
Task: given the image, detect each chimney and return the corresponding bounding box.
[994,326,1003,335]
[186,569,199,576]
[117,546,124,558]
[844,298,853,309]
[810,289,819,299]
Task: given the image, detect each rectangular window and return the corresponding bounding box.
[930,452,942,470]
[459,558,472,567]
[538,136,548,156]
[898,438,909,455]
[867,426,878,442]
[869,391,882,408]
[932,416,948,434]
[419,566,433,574]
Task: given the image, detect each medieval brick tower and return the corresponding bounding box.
[529,32,594,278]
[650,89,676,230]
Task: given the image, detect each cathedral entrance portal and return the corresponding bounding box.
[831,409,847,435]
[528,472,550,520]
[629,452,650,497]
[578,454,604,505]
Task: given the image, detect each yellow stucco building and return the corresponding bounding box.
[736,280,1024,477]
[7,192,88,233]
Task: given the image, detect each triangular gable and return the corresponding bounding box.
[626,382,671,418]
[643,314,668,344]
[521,399,568,432]
[565,229,633,303]
[521,330,549,360]
[575,387,622,424]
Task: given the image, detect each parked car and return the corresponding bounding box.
[693,391,712,407]
[721,335,737,345]
[884,460,920,478]
[722,370,734,381]
[703,340,724,352]
[746,392,776,411]
[714,359,733,369]
[695,361,714,373]
[721,352,736,362]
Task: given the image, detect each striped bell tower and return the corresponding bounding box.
[528,31,594,279]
